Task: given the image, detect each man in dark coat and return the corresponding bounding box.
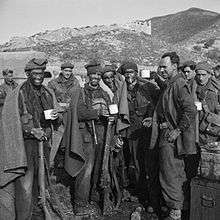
[0,58,62,220]
[119,61,160,205]
[48,62,80,164]
[100,64,130,203]
[195,61,220,145]
[63,60,114,216]
[150,52,197,220]
[48,61,79,106]
[0,68,18,106]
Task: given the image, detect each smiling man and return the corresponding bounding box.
[0,58,62,220]
[48,62,79,106]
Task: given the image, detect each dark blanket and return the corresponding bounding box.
[0,83,26,187]
[0,82,60,219]
[63,86,86,177]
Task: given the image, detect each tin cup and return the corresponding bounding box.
[44,109,54,120]
[195,101,202,111]
[109,104,119,115]
[140,69,150,78]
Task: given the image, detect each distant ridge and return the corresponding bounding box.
[0,7,219,65]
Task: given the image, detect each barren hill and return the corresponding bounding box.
[1,7,219,65]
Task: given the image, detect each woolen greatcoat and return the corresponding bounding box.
[63,83,111,213]
[150,74,197,155]
[0,79,61,220]
[123,81,160,202]
[48,73,79,104]
[196,78,220,145]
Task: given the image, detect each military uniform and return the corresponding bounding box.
[16,79,60,219]
[48,74,79,105]
[0,58,62,220]
[66,83,111,215]
[196,78,220,144]
[150,73,197,211]
[124,81,159,201]
[0,80,18,105]
[48,66,79,164]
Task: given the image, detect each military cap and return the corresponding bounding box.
[84,60,101,74]
[102,65,116,75]
[120,61,138,75]
[2,68,13,76]
[61,62,74,70]
[25,58,48,71]
[195,61,213,74]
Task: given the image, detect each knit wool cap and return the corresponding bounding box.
[84,60,101,74]
[195,61,213,74]
[120,61,138,75]
[25,58,48,71]
[102,65,116,75]
[61,62,74,70]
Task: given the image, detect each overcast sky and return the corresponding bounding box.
[0,0,219,43]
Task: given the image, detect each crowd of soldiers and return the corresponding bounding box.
[0,52,220,220]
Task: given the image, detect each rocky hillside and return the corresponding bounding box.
[152,7,219,43]
[1,7,219,66]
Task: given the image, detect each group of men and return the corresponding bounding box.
[0,52,219,220]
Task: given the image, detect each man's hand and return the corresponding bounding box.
[99,107,109,117]
[111,135,123,152]
[142,117,152,127]
[167,129,181,142]
[50,109,59,120]
[31,128,46,141]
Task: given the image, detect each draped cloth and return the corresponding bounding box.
[0,81,59,219]
[100,78,130,133]
[63,87,86,177]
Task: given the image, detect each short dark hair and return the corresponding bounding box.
[161,52,180,67]
[213,65,220,71]
[182,60,196,71]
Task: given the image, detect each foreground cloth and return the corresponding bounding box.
[0,81,59,219]
[150,73,197,210]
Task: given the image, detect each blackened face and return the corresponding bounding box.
[61,68,73,79]
[102,71,115,89]
[158,56,176,80]
[29,69,45,87]
[88,72,101,87]
[124,69,137,85]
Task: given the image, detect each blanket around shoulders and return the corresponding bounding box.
[63,86,86,177]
